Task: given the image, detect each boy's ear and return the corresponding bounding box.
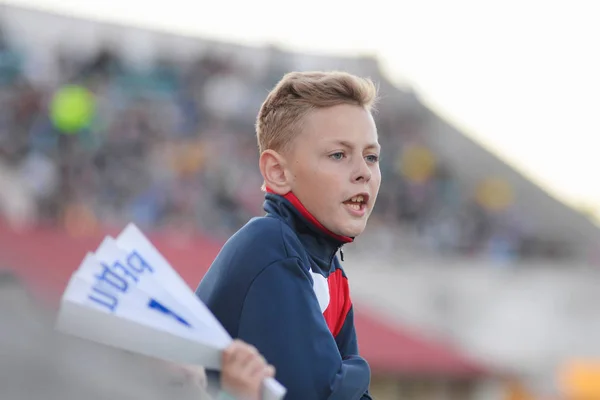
[259,150,292,194]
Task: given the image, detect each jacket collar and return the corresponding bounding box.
[263,189,352,268]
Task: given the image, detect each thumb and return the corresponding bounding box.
[264,365,276,378]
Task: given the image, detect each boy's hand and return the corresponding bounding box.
[221,339,276,400]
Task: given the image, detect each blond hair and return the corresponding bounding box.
[256,71,378,155]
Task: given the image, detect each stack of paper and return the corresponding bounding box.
[56,223,286,400]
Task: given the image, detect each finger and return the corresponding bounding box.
[237,352,260,373]
[244,356,268,378]
[264,365,276,378]
[223,340,244,357]
[238,342,259,357]
[250,364,275,382]
[233,345,260,367]
[224,341,248,365]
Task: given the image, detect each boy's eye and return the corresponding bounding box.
[329,152,345,160]
[365,154,380,163]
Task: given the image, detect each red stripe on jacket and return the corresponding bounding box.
[323,269,352,337]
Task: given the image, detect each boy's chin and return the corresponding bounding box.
[333,222,367,239]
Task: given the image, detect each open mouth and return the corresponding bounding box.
[343,193,370,213]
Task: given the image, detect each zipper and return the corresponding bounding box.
[328,245,345,266]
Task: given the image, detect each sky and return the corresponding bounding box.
[2,0,600,217]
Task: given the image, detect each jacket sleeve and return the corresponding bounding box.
[335,306,373,400]
[237,257,371,400]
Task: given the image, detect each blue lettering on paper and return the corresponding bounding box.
[112,260,139,283]
[87,249,155,313]
[95,263,129,292]
[127,251,154,274]
[88,286,119,312]
[147,298,192,328]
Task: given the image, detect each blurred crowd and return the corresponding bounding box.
[0,24,559,262]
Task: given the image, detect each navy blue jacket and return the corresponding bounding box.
[196,192,372,400]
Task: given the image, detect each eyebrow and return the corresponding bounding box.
[333,140,381,151]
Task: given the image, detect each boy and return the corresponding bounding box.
[196,71,380,399]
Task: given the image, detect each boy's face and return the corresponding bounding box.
[286,104,381,238]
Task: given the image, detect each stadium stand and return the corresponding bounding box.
[0,5,597,265]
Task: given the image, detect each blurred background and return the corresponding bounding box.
[1,1,600,399]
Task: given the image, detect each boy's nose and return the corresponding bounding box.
[353,160,372,182]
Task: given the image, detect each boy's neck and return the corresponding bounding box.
[265,187,353,244]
